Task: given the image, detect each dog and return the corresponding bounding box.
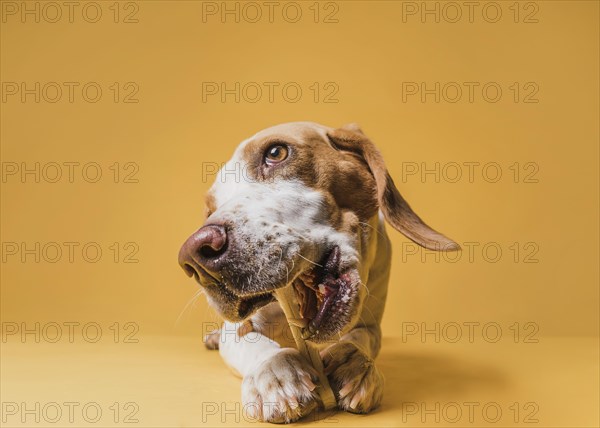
[178,122,459,423]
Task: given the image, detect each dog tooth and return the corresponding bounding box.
[301,322,318,339]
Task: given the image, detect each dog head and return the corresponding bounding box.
[179,122,459,342]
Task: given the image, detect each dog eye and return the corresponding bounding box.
[264,144,289,165]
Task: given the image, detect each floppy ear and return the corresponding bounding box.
[327,124,460,251]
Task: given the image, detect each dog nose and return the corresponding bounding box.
[178,224,228,277]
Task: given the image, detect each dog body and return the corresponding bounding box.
[179,122,458,423]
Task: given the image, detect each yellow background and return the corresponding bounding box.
[1,1,598,427]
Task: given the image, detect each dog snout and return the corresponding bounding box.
[178,224,228,279]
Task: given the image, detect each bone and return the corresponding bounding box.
[274,286,337,411]
[287,317,309,329]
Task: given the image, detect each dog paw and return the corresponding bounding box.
[242,348,320,423]
[204,329,220,350]
[322,341,384,414]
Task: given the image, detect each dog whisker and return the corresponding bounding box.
[284,260,290,285]
[358,221,391,250]
[297,253,323,268]
[276,248,284,271]
[358,279,384,305]
[360,299,380,327]
[175,288,205,327]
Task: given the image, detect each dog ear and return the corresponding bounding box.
[327,125,460,251]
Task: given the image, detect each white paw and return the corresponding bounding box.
[322,341,384,413]
[242,348,320,423]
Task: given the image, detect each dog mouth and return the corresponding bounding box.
[291,246,356,342]
[185,244,357,328]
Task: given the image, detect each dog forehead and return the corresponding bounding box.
[240,121,332,157]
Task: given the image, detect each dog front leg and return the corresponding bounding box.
[218,321,320,423]
[320,325,385,414]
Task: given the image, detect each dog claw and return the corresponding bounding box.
[338,382,353,398]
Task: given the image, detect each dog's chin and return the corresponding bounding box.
[230,293,276,321]
[193,271,275,322]
[205,287,275,322]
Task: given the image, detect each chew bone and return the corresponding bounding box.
[274,286,337,411]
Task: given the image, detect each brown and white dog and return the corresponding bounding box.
[178,122,459,423]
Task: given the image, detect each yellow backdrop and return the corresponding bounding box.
[1,1,598,427]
